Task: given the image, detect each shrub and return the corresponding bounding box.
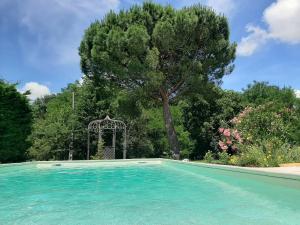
[204,150,214,163]
[217,127,242,154]
[217,151,230,164]
[237,138,295,167]
[228,155,239,165]
[235,103,295,145]
[260,138,288,166]
[213,83,300,166]
[237,145,266,167]
[285,146,300,163]
[91,140,104,160]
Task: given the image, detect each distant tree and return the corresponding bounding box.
[242,81,298,108]
[183,85,243,158]
[79,2,236,158]
[28,79,120,160]
[31,94,56,119]
[0,80,32,163]
[28,86,75,160]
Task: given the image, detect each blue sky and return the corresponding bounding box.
[0,0,300,100]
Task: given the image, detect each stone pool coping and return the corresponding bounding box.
[0,158,161,168]
[169,159,300,181]
[1,158,300,180]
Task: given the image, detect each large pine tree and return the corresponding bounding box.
[79,2,236,159]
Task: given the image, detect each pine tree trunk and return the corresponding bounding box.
[161,93,180,159]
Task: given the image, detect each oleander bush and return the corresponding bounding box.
[234,103,296,145]
[211,82,300,167]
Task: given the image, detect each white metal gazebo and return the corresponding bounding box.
[87,115,127,160]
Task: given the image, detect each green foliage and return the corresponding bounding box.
[28,76,193,160]
[0,80,32,163]
[242,81,298,108]
[217,151,230,164]
[235,103,295,144]
[80,3,235,91]
[170,103,195,158]
[203,150,214,163]
[236,138,295,168]
[242,83,300,141]
[228,155,239,165]
[25,78,300,164]
[79,2,236,157]
[28,89,75,160]
[141,104,195,158]
[236,138,295,167]
[28,79,118,160]
[91,140,104,160]
[209,82,300,167]
[236,82,300,147]
[286,146,300,163]
[4,4,300,164]
[183,85,243,158]
[237,145,266,167]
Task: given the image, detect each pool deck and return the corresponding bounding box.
[185,160,300,179]
[246,166,300,176]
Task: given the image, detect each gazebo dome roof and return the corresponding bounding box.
[88,115,126,132]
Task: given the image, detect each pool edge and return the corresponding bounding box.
[162,159,300,181]
[1,158,300,181]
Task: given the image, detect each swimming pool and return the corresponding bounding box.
[0,159,300,225]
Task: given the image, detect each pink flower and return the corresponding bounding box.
[233,130,242,142]
[223,129,231,137]
[218,141,228,151]
[218,127,225,133]
[232,145,237,151]
[230,117,238,124]
[221,145,228,151]
[226,139,232,145]
[230,107,253,124]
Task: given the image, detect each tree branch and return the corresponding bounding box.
[167,79,184,97]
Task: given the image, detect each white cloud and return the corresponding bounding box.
[4,0,236,66]
[295,90,300,98]
[206,0,236,15]
[19,82,51,101]
[264,0,300,44]
[237,25,270,56]
[237,0,300,56]
[7,0,120,66]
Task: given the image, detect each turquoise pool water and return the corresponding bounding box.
[0,160,300,225]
